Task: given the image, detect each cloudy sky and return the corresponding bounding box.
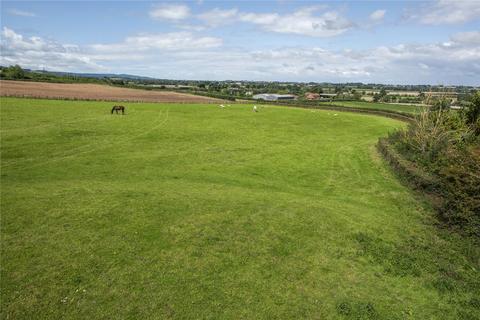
[1,0,479,85]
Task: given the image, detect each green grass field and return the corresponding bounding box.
[1,97,478,319]
[319,101,424,114]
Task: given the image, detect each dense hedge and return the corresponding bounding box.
[377,138,442,193]
[378,99,480,237]
[436,148,480,235]
[379,137,479,236]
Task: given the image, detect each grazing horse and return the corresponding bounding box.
[111,105,125,115]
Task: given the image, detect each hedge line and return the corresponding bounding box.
[377,138,442,194]
[284,103,414,122]
[377,137,480,237]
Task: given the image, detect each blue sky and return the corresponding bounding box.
[1,1,479,85]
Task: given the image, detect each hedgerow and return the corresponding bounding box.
[380,92,480,237]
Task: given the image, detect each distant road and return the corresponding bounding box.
[0,80,223,103]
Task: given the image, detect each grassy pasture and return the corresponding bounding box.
[1,97,478,319]
[319,101,424,114]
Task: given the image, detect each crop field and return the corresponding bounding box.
[1,97,479,319]
[320,101,424,114]
[0,80,223,103]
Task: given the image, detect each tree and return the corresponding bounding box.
[353,91,362,101]
[373,88,387,102]
[3,65,25,79]
[379,88,387,98]
[310,86,323,94]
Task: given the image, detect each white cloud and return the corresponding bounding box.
[409,0,480,25]
[0,27,104,71]
[2,27,479,85]
[8,8,36,17]
[369,9,386,21]
[0,27,218,72]
[259,8,352,37]
[177,24,207,32]
[90,32,222,53]
[419,63,429,70]
[198,8,238,27]
[0,27,222,71]
[155,34,480,83]
[450,31,480,45]
[246,39,480,83]
[149,4,190,21]
[198,6,352,37]
[238,12,279,25]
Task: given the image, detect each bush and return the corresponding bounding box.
[394,108,474,166]
[384,100,480,237]
[464,91,480,134]
[438,148,480,235]
[431,98,451,111]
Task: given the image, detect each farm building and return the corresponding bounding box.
[252,93,297,101]
[305,93,337,101]
[305,92,320,100]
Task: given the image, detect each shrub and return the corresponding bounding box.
[437,146,480,235]
[394,109,473,165]
[464,91,480,135]
[384,100,480,237]
[431,98,451,111]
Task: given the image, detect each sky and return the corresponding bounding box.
[1,0,479,85]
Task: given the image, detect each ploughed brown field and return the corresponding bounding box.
[0,80,223,103]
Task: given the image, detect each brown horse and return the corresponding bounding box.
[111,105,125,115]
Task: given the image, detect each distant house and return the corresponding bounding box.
[252,93,296,101]
[305,92,320,100]
[305,93,337,101]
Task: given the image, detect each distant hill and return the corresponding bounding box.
[29,69,155,80]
